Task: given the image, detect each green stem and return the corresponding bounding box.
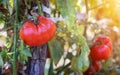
[37,0,43,15]
[13,0,18,75]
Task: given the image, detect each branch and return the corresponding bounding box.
[85,0,88,15]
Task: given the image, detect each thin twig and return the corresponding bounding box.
[56,62,71,74]
[85,0,88,15]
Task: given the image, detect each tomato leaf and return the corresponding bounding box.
[56,0,77,26]
[71,35,90,72]
[6,0,13,15]
[20,48,32,57]
[48,60,54,75]
[48,38,63,65]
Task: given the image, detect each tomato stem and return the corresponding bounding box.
[33,15,38,25]
[31,10,39,25]
[13,0,18,75]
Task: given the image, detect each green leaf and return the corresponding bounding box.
[71,54,89,72]
[20,49,32,57]
[6,0,13,15]
[48,38,63,65]
[71,35,90,72]
[48,60,54,75]
[8,5,13,15]
[0,50,7,59]
[56,0,78,26]
[0,54,3,67]
[19,54,28,62]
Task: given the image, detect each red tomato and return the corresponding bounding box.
[90,45,111,61]
[20,16,56,46]
[84,65,95,75]
[90,36,112,61]
[92,61,101,72]
[84,61,101,75]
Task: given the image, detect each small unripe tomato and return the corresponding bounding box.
[20,16,56,46]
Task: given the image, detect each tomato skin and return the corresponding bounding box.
[90,45,111,61]
[90,36,112,61]
[20,16,56,46]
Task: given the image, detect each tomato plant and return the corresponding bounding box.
[1,0,120,75]
[90,36,112,61]
[20,16,56,46]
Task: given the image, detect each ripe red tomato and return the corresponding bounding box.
[84,65,95,75]
[90,45,111,61]
[20,16,56,46]
[84,61,101,75]
[90,36,112,61]
[92,61,101,72]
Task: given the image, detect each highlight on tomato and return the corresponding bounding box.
[20,16,56,46]
[93,35,112,50]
